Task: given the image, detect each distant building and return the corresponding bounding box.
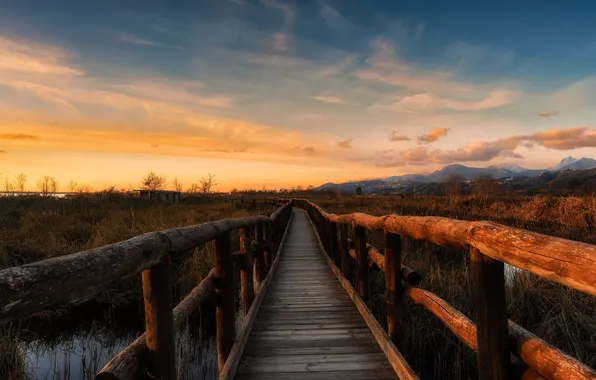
[135,190,181,204]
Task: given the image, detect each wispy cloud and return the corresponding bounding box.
[118,33,185,50]
[388,131,411,141]
[319,3,353,33]
[538,110,559,117]
[0,133,40,140]
[417,128,450,144]
[272,32,289,52]
[307,94,345,104]
[391,90,516,112]
[0,37,82,75]
[337,139,352,149]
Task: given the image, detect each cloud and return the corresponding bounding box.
[337,139,352,149]
[307,94,345,104]
[292,146,316,155]
[5,81,78,110]
[150,143,159,148]
[538,110,559,117]
[319,4,352,33]
[388,131,411,141]
[400,146,429,162]
[118,33,186,50]
[262,0,295,32]
[272,33,289,52]
[417,128,450,143]
[429,137,519,163]
[0,37,82,75]
[392,90,516,112]
[358,37,518,112]
[392,127,596,166]
[527,126,596,150]
[0,133,40,140]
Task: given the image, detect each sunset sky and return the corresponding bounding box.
[1,1,596,191]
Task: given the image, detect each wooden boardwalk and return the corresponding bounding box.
[236,209,397,379]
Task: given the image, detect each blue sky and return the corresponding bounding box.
[0,0,595,189]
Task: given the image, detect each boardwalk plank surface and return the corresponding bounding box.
[236,209,397,379]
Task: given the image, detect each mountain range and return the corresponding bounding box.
[314,157,596,194]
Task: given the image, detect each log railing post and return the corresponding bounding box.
[255,222,266,289]
[264,223,275,272]
[214,231,235,373]
[470,246,511,380]
[337,224,350,279]
[328,221,339,266]
[384,232,403,344]
[354,225,369,304]
[239,227,254,316]
[142,255,176,380]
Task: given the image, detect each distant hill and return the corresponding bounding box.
[313,157,596,195]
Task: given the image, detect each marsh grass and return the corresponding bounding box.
[0,195,274,379]
[327,194,596,379]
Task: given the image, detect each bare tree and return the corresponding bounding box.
[199,174,218,195]
[37,176,59,195]
[443,174,464,206]
[141,171,167,190]
[3,177,13,192]
[172,177,183,192]
[471,175,501,203]
[15,173,27,192]
[68,180,79,193]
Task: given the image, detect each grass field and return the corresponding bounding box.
[1,193,595,379]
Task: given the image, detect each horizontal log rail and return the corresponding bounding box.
[0,200,294,380]
[295,199,596,380]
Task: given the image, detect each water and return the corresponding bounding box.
[21,308,218,380]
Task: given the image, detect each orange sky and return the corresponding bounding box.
[1,4,596,191]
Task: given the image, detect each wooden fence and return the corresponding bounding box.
[1,198,595,379]
[0,199,293,380]
[293,199,596,380]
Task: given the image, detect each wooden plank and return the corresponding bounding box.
[237,209,398,380]
[238,360,392,373]
[307,212,419,380]
[236,370,396,380]
[217,207,294,380]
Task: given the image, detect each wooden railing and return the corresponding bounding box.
[293,199,596,380]
[0,200,293,380]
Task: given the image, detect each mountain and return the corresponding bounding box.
[557,157,596,171]
[313,157,595,195]
[549,157,578,171]
[489,164,528,173]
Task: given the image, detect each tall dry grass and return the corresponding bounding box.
[320,194,596,379]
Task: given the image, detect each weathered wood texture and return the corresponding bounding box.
[471,247,511,380]
[295,199,596,296]
[239,227,254,316]
[142,255,176,380]
[299,199,596,380]
[405,286,596,380]
[384,232,403,343]
[346,246,420,286]
[237,209,400,379]
[219,208,294,380]
[215,231,236,373]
